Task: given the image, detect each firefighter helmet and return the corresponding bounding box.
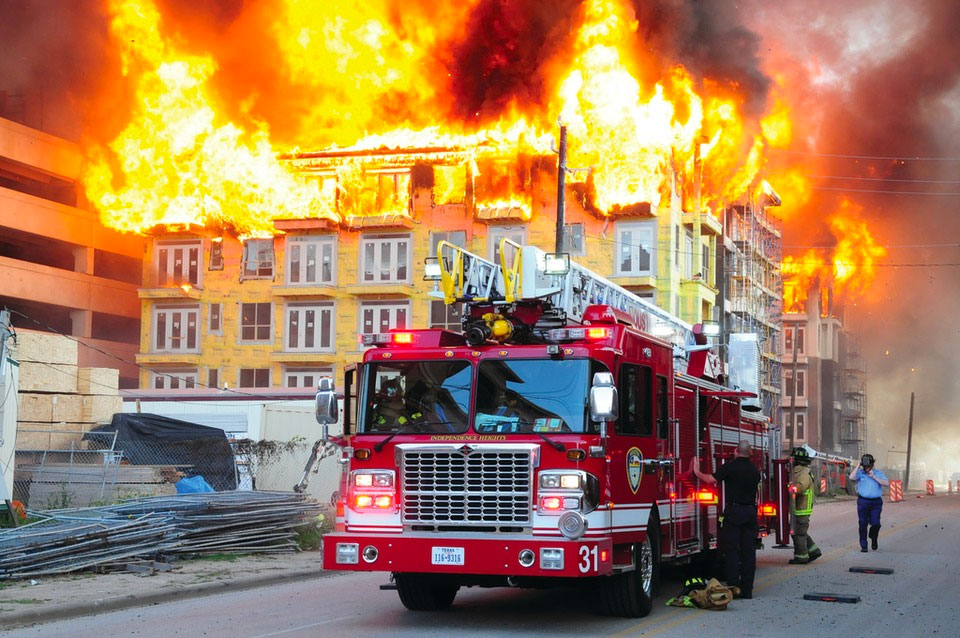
[861,453,875,469]
[379,378,403,400]
[791,447,811,465]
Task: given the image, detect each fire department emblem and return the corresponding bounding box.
[627,447,643,494]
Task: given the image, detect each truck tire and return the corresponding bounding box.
[394,573,459,611]
[596,514,661,617]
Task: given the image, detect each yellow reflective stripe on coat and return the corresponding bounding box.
[795,485,814,515]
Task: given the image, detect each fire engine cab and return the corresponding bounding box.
[307,239,789,617]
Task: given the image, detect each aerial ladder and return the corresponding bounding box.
[428,238,713,374]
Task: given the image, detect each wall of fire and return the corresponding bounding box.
[135,154,720,390]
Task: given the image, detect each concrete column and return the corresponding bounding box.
[70,309,93,338]
[73,245,95,274]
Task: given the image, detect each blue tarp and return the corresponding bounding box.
[176,475,215,493]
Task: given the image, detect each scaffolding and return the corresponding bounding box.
[724,201,783,422]
[839,330,867,459]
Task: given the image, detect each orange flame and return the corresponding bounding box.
[783,199,886,314]
[82,0,797,235]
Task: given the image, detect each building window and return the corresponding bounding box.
[701,243,710,284]
[284,367,333,389]
[155,241,201,287]
[209,239,223,270]
[562,223,586,256]
[784,369,806,398]
[429,230,467,267]
[360,234,411,283]
[242,238,275,279]
[796,413,805,440]
[286,235,335,285]
[285,302,335,352]
[207,368,220,389]
[240,302,272,342]
[151,369,198,390]
[684,229,694,279]
[488,226,526,265]
[153,305,200,352]
[360,301,410,338]
[785,327,793,353]
[239,368,271,388]
[614,221,656,277]
[796,326,805,354]
[209,303,222,334]
[674,227,680,270]
[429,300,463,331]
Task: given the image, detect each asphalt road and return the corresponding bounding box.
[6,495,959,638]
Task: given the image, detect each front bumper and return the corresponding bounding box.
[322,533,614,578]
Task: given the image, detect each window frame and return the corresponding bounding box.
[614,221,657,277]
[283,366,334,389]
[151,368,198,390]
[152,304,200,353]
[358,300,411,340]
[562,222,586,256]
[359,233,412,284]
[284,301,335,353]
[238,368,271,388]
[209,303,222,335]
[154,240,202,288]
[285,235,336,286]
[487,226,527,266]
[241,238,275,280]
[239,302,273,344]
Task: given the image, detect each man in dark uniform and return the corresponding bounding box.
[692,440,761,599]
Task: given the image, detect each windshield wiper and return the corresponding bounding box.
[482,417,566,452]
[371,421,455,453]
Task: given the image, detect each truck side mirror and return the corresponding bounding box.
[589,372,618,422]
[316,377,339,441]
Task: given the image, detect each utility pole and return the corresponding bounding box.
[904,391,915,491]
[555,122,567,254]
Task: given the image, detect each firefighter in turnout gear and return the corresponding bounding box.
[371,378,425,431]
[788,447,821,564]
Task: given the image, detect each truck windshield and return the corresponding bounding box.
[360,361,472,434]
[474,359,591,434]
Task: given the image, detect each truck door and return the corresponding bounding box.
[672,384,699,553]
[610,363,659,544]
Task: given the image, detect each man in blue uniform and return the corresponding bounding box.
[848,453,890,552]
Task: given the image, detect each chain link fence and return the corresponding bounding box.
[12,430,340,511]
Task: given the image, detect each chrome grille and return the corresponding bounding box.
[401,447,533,526]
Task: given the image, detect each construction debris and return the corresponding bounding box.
[0,492,320,579]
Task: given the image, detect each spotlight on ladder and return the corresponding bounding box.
[544,252,570,276]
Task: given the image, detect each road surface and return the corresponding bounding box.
[6,495,958,637]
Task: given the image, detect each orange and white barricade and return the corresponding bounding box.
[820,478,828,494]
[926,479,935,495]
[889,480,903,502]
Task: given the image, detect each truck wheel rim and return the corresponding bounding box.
[639,537,653,593]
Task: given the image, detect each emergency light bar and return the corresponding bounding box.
[547,327,611,342]
[361,332,417,346]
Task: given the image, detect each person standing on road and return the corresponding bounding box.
[692,440,761,599]
[788,447,822,564]
[848,453,890,552]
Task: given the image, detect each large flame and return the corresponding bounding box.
[82,0,335,238]
[783,199,887,314]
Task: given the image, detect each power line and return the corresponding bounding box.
[808,175,960,185]
[811,186,960,196]
[771,149,960,161]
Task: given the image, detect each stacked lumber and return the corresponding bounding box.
[14,329,123,451]
[0,492,321,579]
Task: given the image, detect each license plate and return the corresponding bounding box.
[431,546,465,566]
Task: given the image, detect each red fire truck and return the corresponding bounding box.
[308,240,789,617]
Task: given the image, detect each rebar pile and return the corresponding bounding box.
[0,492,320,579]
